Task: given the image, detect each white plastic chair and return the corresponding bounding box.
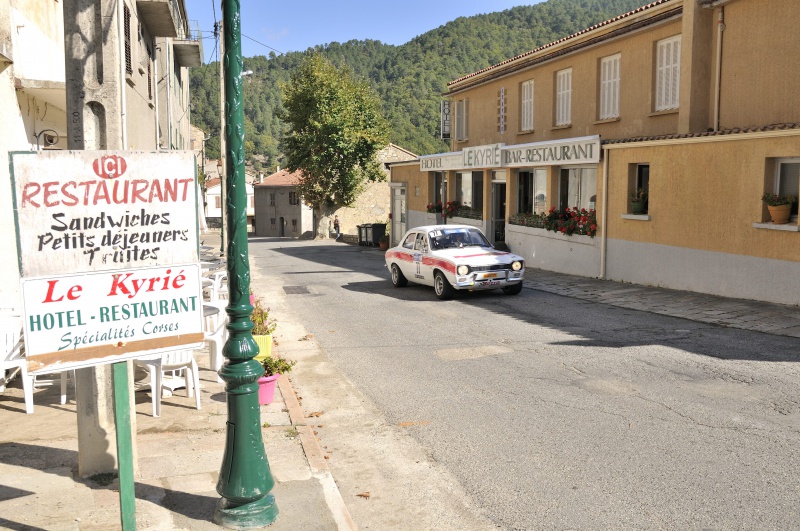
[203,300,228,382]
[0,315,33,414]
[134,350,201,417]
[203,270,228,301]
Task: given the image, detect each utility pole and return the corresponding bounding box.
[62,0,138,481]
[213,0,278,527]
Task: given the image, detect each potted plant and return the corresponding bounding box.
[762,193,797,224]
[379,233,390,251]
[257,353,296,405]
[629,188,648,215]
[250,293,276,364]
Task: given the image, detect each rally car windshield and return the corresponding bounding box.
[429,228,491,250]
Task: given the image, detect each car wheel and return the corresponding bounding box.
[502,282,523,295]
[391,264,408,287]
[434,271,454,300]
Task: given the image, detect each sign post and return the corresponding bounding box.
[10,150,203,530]
[212,0,279,528]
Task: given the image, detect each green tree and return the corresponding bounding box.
[280,54,388,236]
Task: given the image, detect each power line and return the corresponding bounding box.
[242,34,284,56]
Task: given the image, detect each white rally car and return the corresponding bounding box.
[385,225,525,300]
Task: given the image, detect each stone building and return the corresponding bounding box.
[254,144,416,240]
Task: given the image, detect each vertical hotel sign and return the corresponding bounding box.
[10,151,204,373]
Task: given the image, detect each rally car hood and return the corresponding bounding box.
[432,247,523,267]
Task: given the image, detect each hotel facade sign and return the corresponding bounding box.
[419,136,600,171]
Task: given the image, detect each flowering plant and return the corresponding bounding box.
[543,207,598,237]
[250,293,277,336]
[443,201,461,218]
[426,201,443,213]
[761,193,797,206]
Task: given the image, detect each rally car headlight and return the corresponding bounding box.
[511,261,523,271]
[457,265,470,276]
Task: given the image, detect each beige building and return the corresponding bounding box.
[0,0,201,311]
[390,0,800,305]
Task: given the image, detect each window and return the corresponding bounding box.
[215,196,221,208]
[455,98,468,141]
[291,219,297,233]
[655,36,681,111]
[402,233,417,249]
[518,169,547,214]
[123,5,132,75]
[555,69,572,126]
[628,164,650,214]
[269,193,275,206]
[249,195,254,208]
[520,80,534,132]
[455,171,483,210]
[559,168,597,211]
[289,191,299,205]
[270,218,276,230]
[599,54,620,120]
[775,159,800,218]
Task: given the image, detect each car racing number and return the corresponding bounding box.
[413,253,424,279]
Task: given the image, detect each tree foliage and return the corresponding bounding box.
[280,54,388,209]
[190,0,649,167]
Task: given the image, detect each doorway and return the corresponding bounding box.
[279,216,285,237]
[391,186,406,244]
[491,183,506,244]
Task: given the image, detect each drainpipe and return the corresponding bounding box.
[117,0,127,148]
[600,146,609,279]
[154,43,160,148]
[166,41,172,149]
[713,6,725,131]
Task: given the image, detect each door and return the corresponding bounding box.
[492,183,506,244]
[391,187,406,245]
[279,217,285,237]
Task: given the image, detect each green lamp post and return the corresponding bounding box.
[213,0,279,527]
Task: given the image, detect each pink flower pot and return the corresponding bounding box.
[257,373,280,405]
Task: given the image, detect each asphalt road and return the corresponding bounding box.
[249,237,800,530]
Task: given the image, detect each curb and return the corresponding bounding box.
[278,374,358,531]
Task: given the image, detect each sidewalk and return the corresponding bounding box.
[522,269,800,338]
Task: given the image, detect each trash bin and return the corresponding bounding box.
[357,225,366,246]
[371,223,386,246]
[364,224,373,246]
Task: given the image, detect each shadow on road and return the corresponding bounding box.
[261,241,800,363]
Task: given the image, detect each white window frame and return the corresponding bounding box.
[455,98,468,141]
[556,69,572,126]
[520,80,534,131]
[599,54,620,120]
[775,158,800,219]
[655,36,681,111]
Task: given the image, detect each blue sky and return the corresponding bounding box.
[184,1,545,63]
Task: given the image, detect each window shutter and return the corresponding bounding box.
[556,69,571,126]
[521,80,534,131]
[123,5,132,75]
[600,55,620,119]
[656,36,680,111]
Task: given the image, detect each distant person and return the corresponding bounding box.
[333,215,341,241]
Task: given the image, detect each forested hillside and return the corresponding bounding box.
[190,0,650,171]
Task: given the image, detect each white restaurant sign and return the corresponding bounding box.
[10,151,204,373]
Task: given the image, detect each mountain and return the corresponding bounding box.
[189,0,651,171]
